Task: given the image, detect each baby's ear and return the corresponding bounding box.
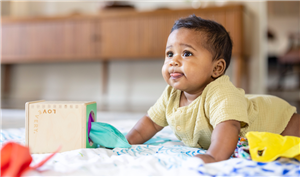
[212,59,226,78]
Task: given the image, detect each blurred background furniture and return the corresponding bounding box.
[277,33,300,90]
[1,5,246,99]
[266,1,300,110]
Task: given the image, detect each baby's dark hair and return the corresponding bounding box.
[171,15,233,72]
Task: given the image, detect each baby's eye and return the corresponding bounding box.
[166,51,173,58]
[183,51,193,57]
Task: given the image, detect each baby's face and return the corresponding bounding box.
[162,28,216,93]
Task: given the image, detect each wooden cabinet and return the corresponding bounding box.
[96,5,243,60]
[1,5,247,89]
[1,19,97,63]
[98,15,172,59]
[1,5,244,63]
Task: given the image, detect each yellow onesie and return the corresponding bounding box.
[147,75,296,150]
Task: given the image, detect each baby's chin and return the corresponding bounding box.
[168,82,200,93]
[168,82,187,91]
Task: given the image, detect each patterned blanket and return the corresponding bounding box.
[1,120,300,176]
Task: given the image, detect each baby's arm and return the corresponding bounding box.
[195,120,240,163]
[126,114,164,144]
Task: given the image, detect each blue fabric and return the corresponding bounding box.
[144,137,180,145]
[89,122,131,149]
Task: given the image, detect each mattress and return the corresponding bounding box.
[1,110,299,176]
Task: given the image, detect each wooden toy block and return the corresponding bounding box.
[25,100,97,154]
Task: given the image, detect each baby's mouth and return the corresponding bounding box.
[170,72,184,79]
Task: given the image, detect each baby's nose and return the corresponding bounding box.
[170,60,179,66]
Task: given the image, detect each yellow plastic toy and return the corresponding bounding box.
[246,131,300,162]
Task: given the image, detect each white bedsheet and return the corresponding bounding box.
[1,111,300,176]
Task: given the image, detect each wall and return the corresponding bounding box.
[2,1,268,112]
[6,60,166,112]
[242,1,268,94]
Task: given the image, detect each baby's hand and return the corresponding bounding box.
[195,120,240,163]
[194,154,217,163]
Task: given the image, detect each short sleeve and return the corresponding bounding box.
[147,85,172,127]
[205,82,249,129]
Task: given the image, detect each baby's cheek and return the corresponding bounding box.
[161,65,168,77]
[162,69,171,85]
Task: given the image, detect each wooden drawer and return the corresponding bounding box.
[1,19,97,63]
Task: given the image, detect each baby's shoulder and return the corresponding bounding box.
[205,75,242,96]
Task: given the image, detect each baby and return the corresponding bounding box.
[126,15,300,163]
